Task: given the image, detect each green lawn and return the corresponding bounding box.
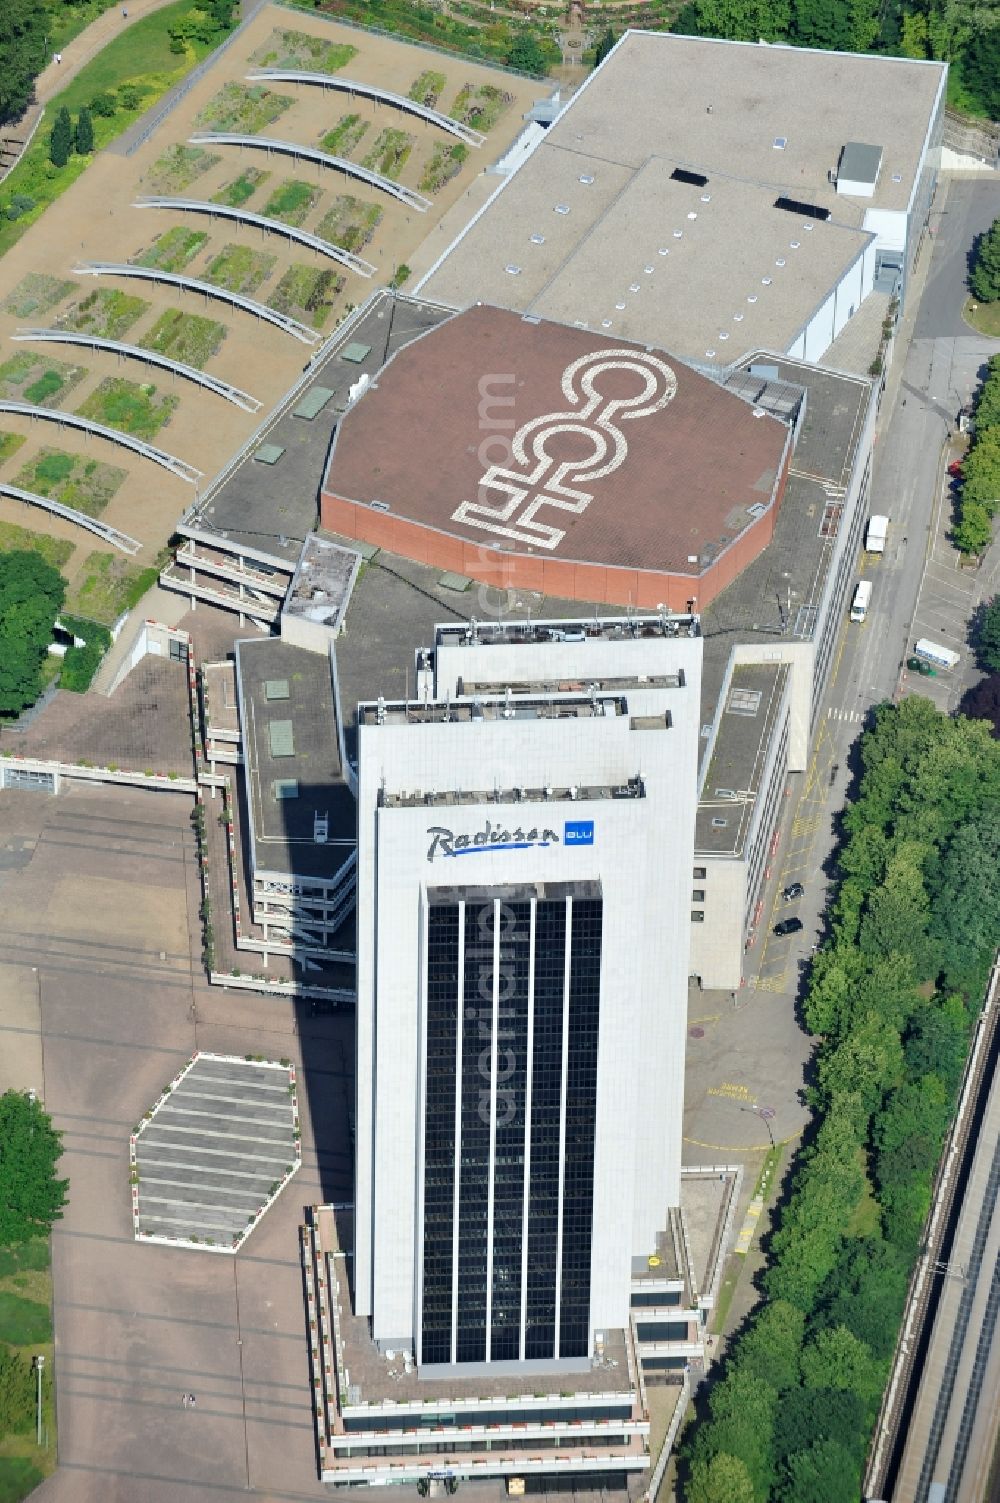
[0,0,233,260]
[133,226,209,273]
[140,309,226,368]
[0,522,73,571]
[361,128,413,181]
[263,178,320,226]
[147,144,221,195]
[195,82,293,134]
[211,168,270,208]
[15,447,128,518]
[205,243,276,295]
[450,82,513,132]
[0,1294,50,1348]
[77,378,178,440]
[58,288,150,341]
[0,353,87,409]
[409,69,447,108]
[65,551,159,625]
[250,27,357,71]
[0,1459,44,1503]
[320,113,369,157]
[268,264,343,330]
[1,275,77,320]
[964,297,1000,339]
[419,141,468,194]
[0,434,26,467]
[316,196,381,253]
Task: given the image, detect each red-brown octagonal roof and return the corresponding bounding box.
[323,306,790,575]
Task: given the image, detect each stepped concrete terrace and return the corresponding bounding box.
[132,1051,300,1251]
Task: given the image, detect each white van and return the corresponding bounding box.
[850,580,872,623]
[913,638,960,670]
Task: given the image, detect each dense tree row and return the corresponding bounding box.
[679,696,1000,1503]
[0,551,65,716]
[668,0,999,119]
[954,353,1000,555]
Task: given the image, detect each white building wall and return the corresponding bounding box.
[356,627,703,1352]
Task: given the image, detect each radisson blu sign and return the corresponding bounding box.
[426,818,594,863]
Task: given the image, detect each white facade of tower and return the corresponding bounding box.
[354,619,702,1365]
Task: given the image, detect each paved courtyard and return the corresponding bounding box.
[0,782,353,1503]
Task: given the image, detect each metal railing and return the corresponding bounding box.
[0,481,142,553]
[0,401,201,483]
[12,328,262,412]
[74,262,320,344]
[246,69,486,146]
[133,196,376,277]
[188,132,432,210]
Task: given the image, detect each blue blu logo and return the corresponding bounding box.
[564,819,594,847]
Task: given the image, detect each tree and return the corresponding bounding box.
[959,671,1000,736]
[74,105,94,156]
[732,1300,805,1391]
[594,26,616,64]
[930,806,1000,995]
[777,1439,862,1503]
[687,1452,756,1503]
[973,360,1000,434]
[971,217,1000,303]
[954,499,992,555]
[959,26,1000,119]
[772,1388,867,1468]
[0,549,65,715]
[961,428,1000,514]
[685,0,791,40]
[800,1325,885,1407]
[0,0,50,128]
[507,33,548,74]
[0,1091,68,1245]
[88,91,117,118]
[904,1000,969,1095]
[975,595,1000,671]
[48,105,73,168]
[814,1237,911,1359]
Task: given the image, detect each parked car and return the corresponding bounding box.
[782,882,805,900]
[773,916,804,937]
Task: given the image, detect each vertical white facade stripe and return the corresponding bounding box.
[450,900,465,1365]
[485,899,500,1360]
[554,895,573,1359]
[519,898,536,1360]
[415,892,429,1365]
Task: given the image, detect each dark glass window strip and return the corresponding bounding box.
[456,898,493,1362]
[559,898,602,1357]
[490,899,531,1360]
[421,903,461,1364]
[525,899,566,1360]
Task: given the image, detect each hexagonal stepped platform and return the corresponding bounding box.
[131,1052,300,1252]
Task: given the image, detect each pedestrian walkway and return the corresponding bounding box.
[35,0,187,108]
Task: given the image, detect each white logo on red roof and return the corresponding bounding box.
[453,349,677,551]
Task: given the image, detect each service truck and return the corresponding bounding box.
[913,638,960,670]
[866,514,889,553]
[850,580,872,622]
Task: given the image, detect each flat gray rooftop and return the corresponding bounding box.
[418,31,944,362]
[236,636,355,879]
[179,291,451,565]
[695,661,789,856]
[133,1054,298,1250]
[284,534,359,632]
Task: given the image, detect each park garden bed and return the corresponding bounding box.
[320,113,370,156]
[211,167,271,207]
[139,310,227,368]
[2,276,77,321]
[268,265,343,330]
[263,178,321,226]
[409,69,447,107]
[146,144,221,195]
[76,378,179,440]
[56,288,150,341]
[205,242,276,295]
[316,195,381,252]
[0,434,26,467]
[0,354,87,409]
[133,226,209,273]
[0,1239,55,1500]
[419,141,468,193]
[362,128,413,179]
[14,448,128,518]
[250,26,357,71]
[195,82,294,134]
[450,81,512,131]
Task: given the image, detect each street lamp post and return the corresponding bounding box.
[741,1104,776,1149]
[33,1354,45,1447]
